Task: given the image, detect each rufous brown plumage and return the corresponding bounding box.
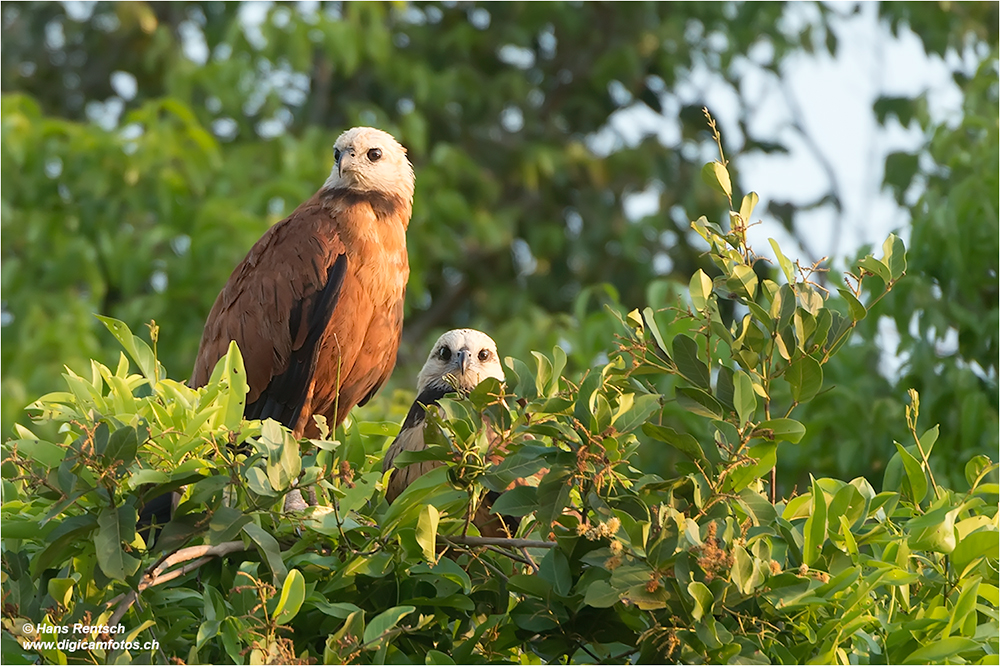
[191,127,414,438]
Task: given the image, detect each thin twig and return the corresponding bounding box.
[518,547,540,574]
[439,535,556,549]
[482,544,534,566]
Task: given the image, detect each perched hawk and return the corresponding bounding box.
[141,127,413,529]
[191,126,414,437]
[383,328,516,537]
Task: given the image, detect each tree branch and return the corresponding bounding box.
[107,540,247,627]
[440,535,556,549]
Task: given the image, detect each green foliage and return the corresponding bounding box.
[790,43,999,491]
[4,154,996,664]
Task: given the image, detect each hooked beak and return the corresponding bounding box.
[456,349,471,377]
[337,149,356,177]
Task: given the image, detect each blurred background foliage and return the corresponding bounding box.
[2,1,996,493]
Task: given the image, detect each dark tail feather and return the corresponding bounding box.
[137,492,177,543]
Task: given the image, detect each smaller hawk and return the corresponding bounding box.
[382,329,515,537]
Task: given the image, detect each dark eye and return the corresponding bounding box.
[478,349,491,362]
[334,148,342,163]
[367,147,383,162]
[437,346,452,361]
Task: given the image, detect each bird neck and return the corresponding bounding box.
[400,384,453,430]
[321,186,412,227]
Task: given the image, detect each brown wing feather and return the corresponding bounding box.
[191,188,410,438]
[191,196,343,398]
[382,424,439,503]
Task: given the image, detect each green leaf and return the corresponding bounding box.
[836,287,867,322]
[689,269,714,312]
[95,505,141,581]
[945,577,981,637]
[673,335,711,390]
[727,442,776,493]
[952,529,1000,578]
[784,356,823,403]
[793,309,816,351]
[509,573,553,598]
[771,283,796,331]
[733,371,757,424]
[535,470,573,528]
[246,467,276,497]
[642,307,670,358]
[715,366,735,411]
[362,606,415,647]
[918,425,939,456]
[902,637,979,663]
[881,233,907,281]
[272,569,306,625]
[47,577,75,608]
[775,328,794,361]
[583,580,620,608]
[95,315,161,381]
[207,506,252,545]
[907,503,959,554]
[612,392,661,434]
[452,616,503,664]
[738,488,777,524]
[311,601,363,619]
[551,345,568,388]
[531,351,553,399]
[701,161,732,198]
[727,264,758,300]
[425,649,457,665]
[103,424,138,468]
[483,451,547,494]
[416,504,439,562]
[643,423,707,464]
[893,442,928,505]
[505,357,536,401]
[33,515,98,575]
[676,387,725,420]
[858,255,892,284]
[91,421,111,456]
[827,485,866,538]
[803,479,828,566]
[739,191,759,223]
[326,610,365,662]
[539,548,573,597]
[196,619,222,650]
[687,580,714,621]
[964,455,993,490]
[260,419,301,492]
[731,545,754,594]
[754,419,806,444]
[243,522,287,580]
[574,369,604,425]
[220,341,248,431]
[768,239,796,284]
[381,467,468,530]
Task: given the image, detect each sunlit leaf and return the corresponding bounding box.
[272,569,306,625]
